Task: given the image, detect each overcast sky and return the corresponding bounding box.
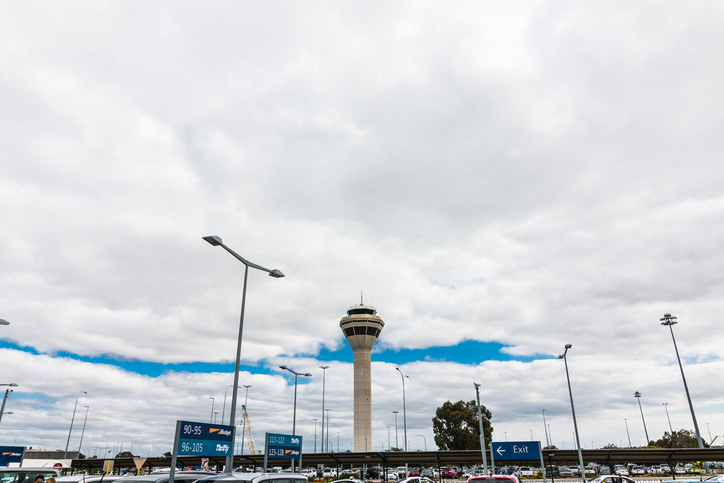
[2,1,724,458]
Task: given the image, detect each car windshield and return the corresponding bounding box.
[0,472,59,483]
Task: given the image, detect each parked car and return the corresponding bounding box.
[0,468,61,483]
[589,477,636,483]
[441,469,457,479]
[514,468,535,478]
[116,472,214,483]
[556,467,573,478]
[467,476,519,483]
[408,469,421,477]
[195,472,308,483]
[399,478,434,483]
[387,472,399,482]
[613,466,629,476]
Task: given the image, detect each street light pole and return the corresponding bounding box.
[393,411,399,449]
[473,383,489,475]
[203,235,284,473]
[396,368,409,451]
[417,435,427,451]
[64,390,87,459]
[209,397,215,423]
[660,314,705,450]
[0,384,18,424]
[78,406,90,453]
[279,365,312,435]
[624,419,632,448]
[222,385,240,423]
[558,345,586,483]
[319,365,329,452]
[542,409,550,447]
[634,392,650,444]
[325,409,331,451]
[662,403,673,434]
[313,419,318,453]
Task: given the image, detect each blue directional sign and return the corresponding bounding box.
[491,441,541,460]
[176,420,234,457]
[0,446,24,466]
[265,432,302,459]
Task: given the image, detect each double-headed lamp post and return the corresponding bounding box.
[396,368,409,451]
[64,390,87,459]
[0,383,18,424]
[634,391,649,444]
[203,235,284,472]
[558,345,586,483]
[279,365,312,435]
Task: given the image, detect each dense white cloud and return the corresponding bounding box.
[1,0,724,452]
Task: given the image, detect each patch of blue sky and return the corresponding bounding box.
[315,340,550,365]
[0,339,549,378]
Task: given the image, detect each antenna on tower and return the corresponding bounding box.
[361,291,363,305]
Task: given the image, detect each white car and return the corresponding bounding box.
[613,466,629,476]
[589,477,636,483]
[387,473,399,482]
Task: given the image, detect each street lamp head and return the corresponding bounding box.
[319,365,330,370]
[473,382,481,388]
[203,236,223,246]
[279,365,288,370]
[0,319,9,325]
[303,373,313,377]
[557,354,564,359]
[268,269,285,278]
[564,344,572,349]
[634,391,642,398]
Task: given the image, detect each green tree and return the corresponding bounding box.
[432,400,493,450]
[652,430,709,448]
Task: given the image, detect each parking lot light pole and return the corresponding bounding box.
[78,406,90,453]
[64,390,87,459]
[558,345,586,483]
[279,365,312,435]
[660,314,705,448]
[542,410,550,447]
[624,418,632,447]
[0,384,18,424]
[474,383,489,475]
[662,403,673,434]
[396,368,409,451]
[203,235,284,473]
[393,411,399,449]
[417,435,427,451]
[319,365,329,452]
[634,392,650,444]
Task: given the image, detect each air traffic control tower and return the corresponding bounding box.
[340,302,384,452]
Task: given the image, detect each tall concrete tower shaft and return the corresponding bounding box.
[340,304,384,452]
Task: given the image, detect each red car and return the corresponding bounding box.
[409,469,422,477]
[441,469,458,479]
[468,476,519,483]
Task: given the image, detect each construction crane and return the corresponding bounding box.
[241,405,261,455]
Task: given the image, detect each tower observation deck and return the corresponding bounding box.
[340,303,384,452]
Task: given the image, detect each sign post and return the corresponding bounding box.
[490,441,545,483]
[263,433,302,473]
[169,420,235,483]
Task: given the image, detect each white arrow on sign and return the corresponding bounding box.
[496,446,505,456]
